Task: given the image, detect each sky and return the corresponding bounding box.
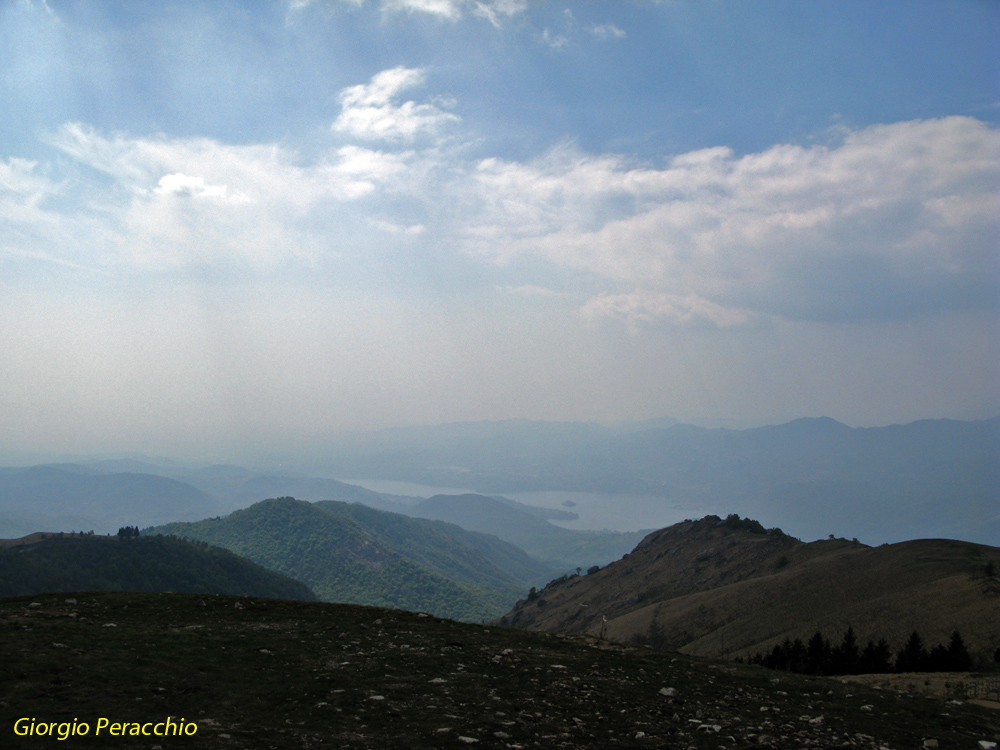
[1,0,998,463]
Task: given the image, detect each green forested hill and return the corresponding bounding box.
[152,497,547,621]
[0,532,316,601]
[318,500,553,589]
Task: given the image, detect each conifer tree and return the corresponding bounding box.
[858,638,892,673]
[805,631,832,675]
[946,631,972,671]
[895,630,928,672]
[832,626,860,674]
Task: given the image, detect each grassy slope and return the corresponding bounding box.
[1,591,997,749]
[616,539,1000,661]
[500,517,1000,663]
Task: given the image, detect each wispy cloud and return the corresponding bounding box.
[290,0,527,25]
[539,27,569,50]
[333,66,460,144]
[581,290,752,329]
[590,23,625,41]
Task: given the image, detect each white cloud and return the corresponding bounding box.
[581,290,752,329]
[0,157,53,208]
[382,0,462,19]
[540,28,568,50]
[333,66,460,143]
[19,122,419,270]
[290,0,526,25]
[5,69,452,273]
[590,23,625,40]
[461,117,1000,324]
[373,219,426,234]
[154,173,238,201]
[472,0,527,28]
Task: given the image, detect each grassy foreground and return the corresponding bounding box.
[2,592,998,749]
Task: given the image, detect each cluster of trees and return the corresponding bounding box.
[116,526,141,538]
[745,627,975,675]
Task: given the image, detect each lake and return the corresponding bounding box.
[340,478,720,533]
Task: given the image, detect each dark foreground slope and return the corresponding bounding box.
[499,516,1000,663]
[0,533,315,601]
[2,592,998,749]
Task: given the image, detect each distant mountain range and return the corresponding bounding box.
[0,465,224,537]
[0,463,640,570]
[151,497,555,622]
[314,416,1000,545]
[0,531,315,601]
[497,515,1000,665]
[3,416,995,546]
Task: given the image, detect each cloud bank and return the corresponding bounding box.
[465,117,999,325]
[4,69,997,330]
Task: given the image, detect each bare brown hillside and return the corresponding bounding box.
[496,516,1000,664]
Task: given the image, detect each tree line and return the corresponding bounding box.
[742,626,980,675]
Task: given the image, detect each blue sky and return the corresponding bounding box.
[1,0,998,462]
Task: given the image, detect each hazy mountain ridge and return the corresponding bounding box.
[409,493,647,568]
[317,416,1000,544]
[0,532,316,601]
[151,497,553,622]
[3,415,994,545]
[498,515,1000,665]
[0,466,224,537]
